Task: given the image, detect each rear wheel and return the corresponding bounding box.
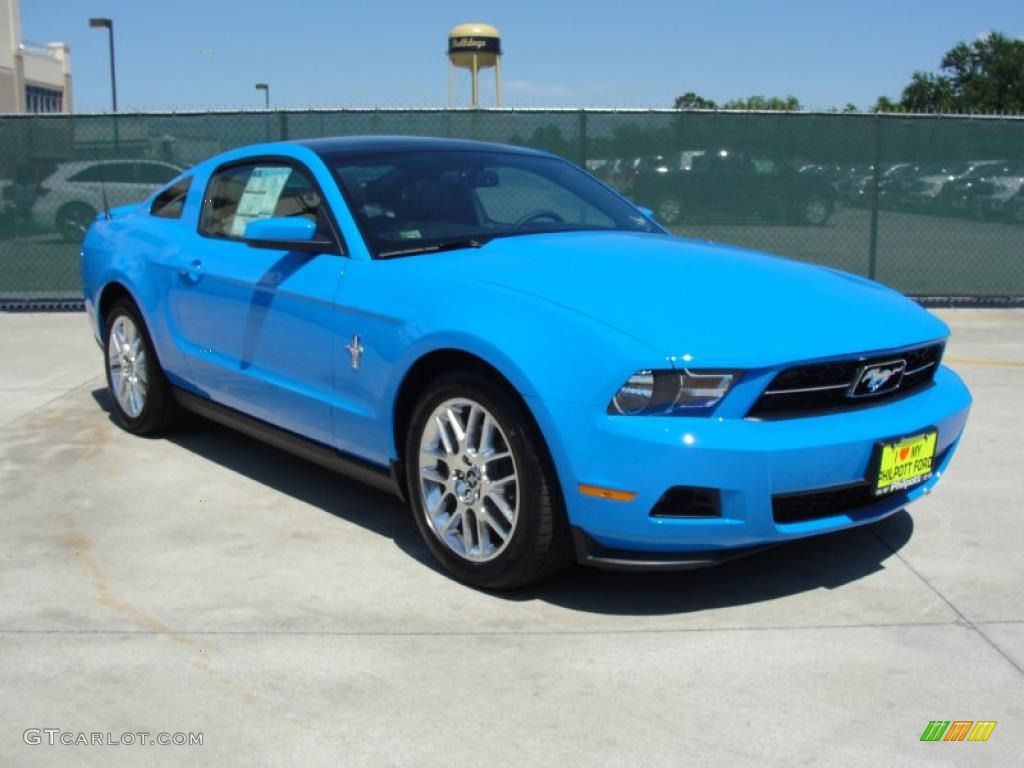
[798,195,831,226]
[104,298,179,435]
[56,202,97,242]
[405,371,572,589]
[655,195,683,225]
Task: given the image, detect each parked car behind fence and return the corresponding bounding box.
[33,160,185,241]
[631,149,837,226]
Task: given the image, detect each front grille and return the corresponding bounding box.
[772,444,951,524]
[773,483,890,524]
[748,343,943,419]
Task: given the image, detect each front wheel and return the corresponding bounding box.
[405,372,572,589]
[1010,201,1024,224]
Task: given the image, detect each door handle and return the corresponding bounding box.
[179,259,203,283]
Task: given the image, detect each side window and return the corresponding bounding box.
[96,163,138,183]
[475,166,615,228]
[200,162,328,239]
[150,176,191,219]
[69,164,115,183]
[138,163,180,185]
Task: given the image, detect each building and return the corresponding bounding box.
[0,0,72,113]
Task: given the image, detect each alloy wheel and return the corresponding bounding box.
[656,197,682,225]
[58,204,96,240]
[417,398,519,563]
[108,314,149,418]
[802,197,829,225]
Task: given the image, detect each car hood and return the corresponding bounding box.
[422,231,948,368]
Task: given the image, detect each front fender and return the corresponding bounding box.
[379,279,663,414]
[358,259,663,465]
[81,217,188,380]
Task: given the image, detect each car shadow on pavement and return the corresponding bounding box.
[91,388,437,570]
[514,512,913,616]
[92,388,915,617]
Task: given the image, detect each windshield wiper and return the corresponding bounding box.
[378,239,486,259]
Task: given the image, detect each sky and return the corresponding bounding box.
[21,0,1024,113]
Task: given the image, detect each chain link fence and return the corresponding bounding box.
[1,109,1022,306]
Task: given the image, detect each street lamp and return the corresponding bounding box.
[255,83,269,109]
[89,18,117,112]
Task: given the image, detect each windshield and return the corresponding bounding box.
[323,150,661,257]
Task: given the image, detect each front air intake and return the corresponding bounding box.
[650,487,722,518]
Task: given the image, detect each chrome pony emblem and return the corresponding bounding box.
[346,333,364,370]
[864,367,897,391]
[850,360,906,397]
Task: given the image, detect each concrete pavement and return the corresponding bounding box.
[1,309,1022,767]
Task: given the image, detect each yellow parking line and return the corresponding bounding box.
[945,358,1024,368]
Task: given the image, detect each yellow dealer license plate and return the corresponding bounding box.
[873,430,938,496]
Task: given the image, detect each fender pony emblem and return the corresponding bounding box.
[346,334,364,370]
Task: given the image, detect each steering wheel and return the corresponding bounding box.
[515,209,565,229]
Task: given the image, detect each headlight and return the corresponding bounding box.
[610,371,655,414]
[608,369,739,416]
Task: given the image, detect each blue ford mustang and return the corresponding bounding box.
[81,137,972,588]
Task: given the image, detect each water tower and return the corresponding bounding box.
[448,23,502,108]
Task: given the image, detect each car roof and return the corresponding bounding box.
[295,135,550,158]
[49,159,182,175]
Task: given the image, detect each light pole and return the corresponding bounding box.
[89,17,118,150]
[255,83,269,109]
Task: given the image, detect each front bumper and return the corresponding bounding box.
[538,365,971,564]
[571,527,777,570]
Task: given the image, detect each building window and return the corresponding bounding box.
[25,85,63,113]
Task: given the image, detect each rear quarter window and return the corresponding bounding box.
[150,176,191,219]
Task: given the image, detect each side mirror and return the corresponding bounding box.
[243,217,335,252]
[635,206,656,220]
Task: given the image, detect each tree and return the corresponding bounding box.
[521,125,572,157]
[673,92,717,110]
[872,95,901,112]
[900,72,958,112]
[889,32,1024,113]
[720,95,802,111]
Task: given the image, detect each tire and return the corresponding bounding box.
[655,195,683,225]
[798,195,831,226]
[56,202,98,242]
[103,298,180,435]
[404,371,573,589]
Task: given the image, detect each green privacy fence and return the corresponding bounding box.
[1,108,1023,304]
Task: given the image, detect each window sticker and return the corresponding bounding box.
[230,166,293,237]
